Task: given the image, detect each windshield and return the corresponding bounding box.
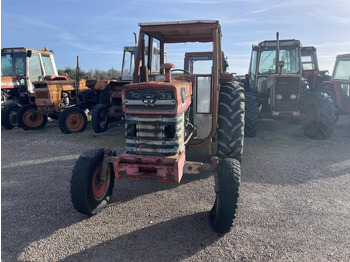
[333,60,350,80]
[258,46,300,74]
[1,52,26,76]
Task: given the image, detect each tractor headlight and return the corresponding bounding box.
[290,94,297,100]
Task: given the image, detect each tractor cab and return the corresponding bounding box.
[247,38,302,115]
[301,46,330,90]
[322,53,350,113]
[1,47,58,105]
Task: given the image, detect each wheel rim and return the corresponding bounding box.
[92,163,110,200]
[66,111,84,132]
[23,108,44,128]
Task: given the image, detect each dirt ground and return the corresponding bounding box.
[1,116,350,262]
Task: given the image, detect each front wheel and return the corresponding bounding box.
[1,102,20,129]
[18,104,47,130]
[59,107,87,134]
[70,148,114,215]
[92,104,109,133]
[302,92,336,139]
[209,158,241,234]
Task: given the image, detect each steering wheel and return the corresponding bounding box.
[171,69,190,75]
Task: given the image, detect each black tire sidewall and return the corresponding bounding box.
[2,102,20,129]
[210,158,241,234]
[70,148,114,215]
[92,104,109,133]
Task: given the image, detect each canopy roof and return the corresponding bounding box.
[138,20,221,43]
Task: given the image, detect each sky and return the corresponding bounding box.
[1,0,350,75]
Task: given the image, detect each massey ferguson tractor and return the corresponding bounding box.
[1,47,64,129]
[70,20,245,233]
[243,33,336,139]
[320,54,350,122]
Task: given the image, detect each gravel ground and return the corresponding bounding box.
[1,116,350,262]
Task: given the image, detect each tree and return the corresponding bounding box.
[58,67,121,80]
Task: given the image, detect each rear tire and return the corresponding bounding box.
[92,104,109,133]
[18,104,47,130]
[244,92,259,137]
[302,92,336,139]
[59,107,87,134]
[217,82,245,162]
[1,102,20,129]
[209,158,241,234]
[70,148,114,215]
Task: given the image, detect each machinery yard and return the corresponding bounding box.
[2,116,350,261]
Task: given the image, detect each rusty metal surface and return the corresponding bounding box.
[113,151,186,183]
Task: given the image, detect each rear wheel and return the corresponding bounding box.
[18,104,47,130]
[244,92,259,137]
[59,107,87,134]
[92,104,109,133]
[302,92,336,139]
[1,102,20,129]
[209,158,241,234]
[70,148,114,215]
[217,82,245,162]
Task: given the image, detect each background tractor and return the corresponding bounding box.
[70,20,245,234]
[243,33,336,139]
[16,57,97,133]
[301,46,331,90]
[320,53,350,124]
[1,47,65,129]
[90,46,137,133]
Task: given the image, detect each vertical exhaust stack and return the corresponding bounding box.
[76,56,80,89]
[276,32,280,74]
[75,56,80,102]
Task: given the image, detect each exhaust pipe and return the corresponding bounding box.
[276,32,279,74]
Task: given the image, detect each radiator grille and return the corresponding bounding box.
[272,76,300,112]
[125,113,184,156]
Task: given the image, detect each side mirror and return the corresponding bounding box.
[26,50,32,57]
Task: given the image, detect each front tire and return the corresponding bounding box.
[70,148,114,215]
[244,92,259,137]
[1,102,20,129]
[302,92,336,139]
[18,104,47,130]
[59,107,87,134]
[217,82,245,162]
[209,158,241,234]
[92,104,109,133]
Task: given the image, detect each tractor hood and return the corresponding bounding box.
[122,80,192,115]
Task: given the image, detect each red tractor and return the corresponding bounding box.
[70,20,245,233]
[320,54,350,122]
[301,46,331,90]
